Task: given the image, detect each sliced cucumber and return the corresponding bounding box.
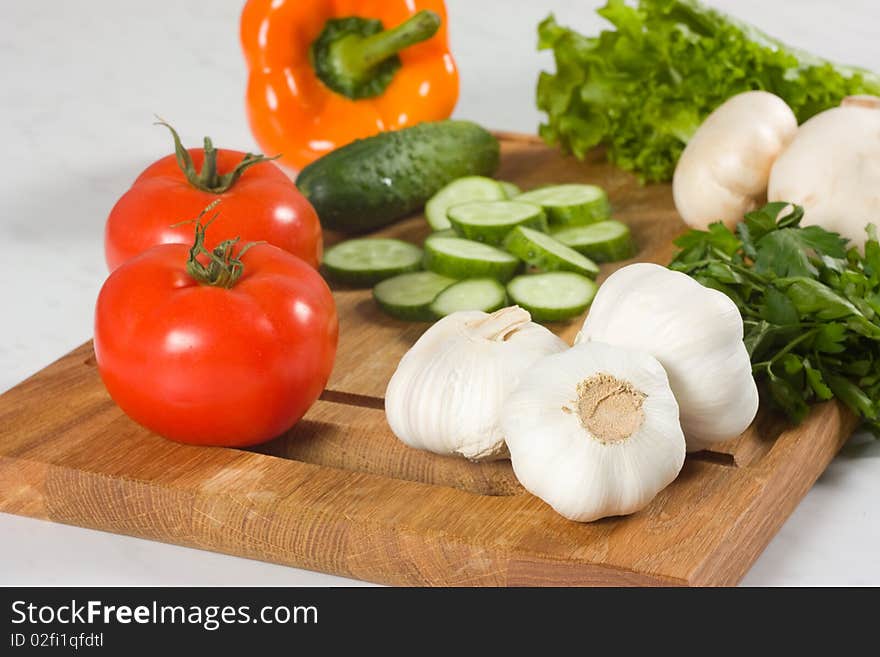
[503,226,599,278]
[424,236,520,282]
[373,271,456,321]
[430,279,507,318]
[423,228,457,245]
[507,272,598,322]
[499,181,521,198]
[323,238,423,286]
[516,184,610,227]
[552,220,635,263]
[425,176,506,231]
[448,200,547,246]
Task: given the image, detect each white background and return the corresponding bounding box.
[1,0,879,585]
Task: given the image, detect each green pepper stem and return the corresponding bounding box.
[333,10,440,78]
[155,119,279,194]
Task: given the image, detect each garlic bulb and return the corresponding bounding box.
[576,263,758,450]
[502,341,685,522]
[385,306,567,461]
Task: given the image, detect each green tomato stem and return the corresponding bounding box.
[176,200,264,288]
[155,119,279,194]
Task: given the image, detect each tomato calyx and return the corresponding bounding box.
[156,119,280,194]
[177,201,264,288]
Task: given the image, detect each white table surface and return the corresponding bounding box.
[2,0,879,586]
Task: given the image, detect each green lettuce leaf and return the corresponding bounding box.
[537,0,880,182]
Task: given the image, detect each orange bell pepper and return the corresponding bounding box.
[241,0,459,171]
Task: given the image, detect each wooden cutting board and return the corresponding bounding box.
[0,134,857,586]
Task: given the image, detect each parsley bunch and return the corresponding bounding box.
[670,203,880,433]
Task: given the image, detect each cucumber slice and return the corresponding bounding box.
[430,279,507,317]
[373,271,456,321]
[425,176,506,231]
[448,200,548,245]
[503,226,599,278]
[423,228,457,245]
[552,221,636,263]
[507,272,598,322]
[499,181,521,198]
[516,184,610,227]
[424,237,520,282]
[323,238,423,286]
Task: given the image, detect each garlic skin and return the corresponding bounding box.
[576,263,758,450]
[385,306,567,461]
[502,341,685,522]
[768,96,880,249]
[673,91,798,230]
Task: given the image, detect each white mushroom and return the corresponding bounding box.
[768,95,880,249]
[673,91,798,229]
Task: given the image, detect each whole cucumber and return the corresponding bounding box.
[296,120,500,232]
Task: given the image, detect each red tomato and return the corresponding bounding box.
[104,125,322,271]
[94,228,337,446]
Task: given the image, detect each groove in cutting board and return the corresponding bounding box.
[318,390,385,410]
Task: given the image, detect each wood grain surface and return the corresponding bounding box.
[0,136,858,586]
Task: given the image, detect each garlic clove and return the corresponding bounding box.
[502,341,685,522]
[576,263,758,449]
[385,306,567,461]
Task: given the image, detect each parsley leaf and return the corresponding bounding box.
[761,287,798,325]
[673,221,742,261]
[754,228,848,278]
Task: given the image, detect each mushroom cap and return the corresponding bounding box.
[673,91,798,229]
[768,100,880,249]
